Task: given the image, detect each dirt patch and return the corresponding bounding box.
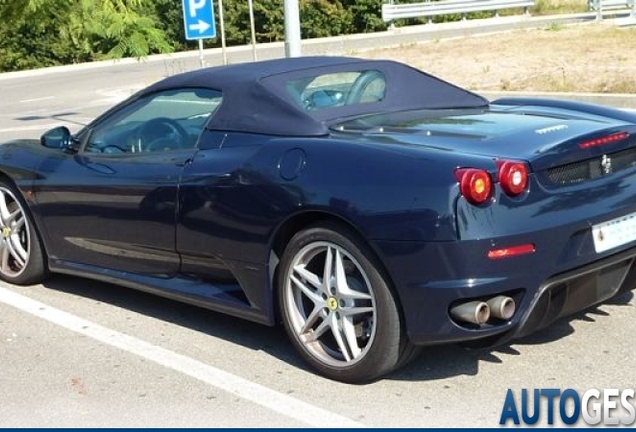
[364,21,636,93]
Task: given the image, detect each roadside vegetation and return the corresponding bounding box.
[2,0,634,94]
[531,0,588,14]
[0,0,383,71]
[1,0,588,72]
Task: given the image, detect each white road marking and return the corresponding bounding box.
[0,123,77,134]
[19,96,55,103]
[95,85,146,102]
[0,284,364,427]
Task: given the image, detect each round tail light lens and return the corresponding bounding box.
[455,168,492,205]
[497,161,528,196]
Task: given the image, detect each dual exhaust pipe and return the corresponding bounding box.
[450,295,516,325]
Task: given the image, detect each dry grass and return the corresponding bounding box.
[532,0,588,15]
[364,21,636,93]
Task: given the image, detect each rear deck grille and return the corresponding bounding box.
[541,146,636,186]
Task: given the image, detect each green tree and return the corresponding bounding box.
[254,0,285,42]
[0,0,172,71]
[300,0,354,38]
[147,0,189,51]
[341,0,387,32]
[0,0,398,72]
[0,0,47,20]
[78,0,173,59]
[0,1,88,71]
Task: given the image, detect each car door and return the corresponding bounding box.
[33,88,222,277]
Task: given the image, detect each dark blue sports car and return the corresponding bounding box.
[2,56,636,383]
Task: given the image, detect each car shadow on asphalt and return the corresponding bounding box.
[15,112,85,127]
[40,275,634,384]
[41,274,306,371]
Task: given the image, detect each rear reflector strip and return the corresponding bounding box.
[488,243,536,259]
[578,132,629,149]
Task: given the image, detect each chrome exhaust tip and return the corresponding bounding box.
[450,301,490,325]
[486,296,516,320]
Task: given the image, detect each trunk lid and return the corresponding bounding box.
[332,107,636,175]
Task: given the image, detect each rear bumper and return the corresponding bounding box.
[375,238,636,346]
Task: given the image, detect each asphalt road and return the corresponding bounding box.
[1,278,635,427]
[1,14,636,428]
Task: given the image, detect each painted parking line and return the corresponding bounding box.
[19,96,55,103]
[0,284,364,428]
[0,123,77,134]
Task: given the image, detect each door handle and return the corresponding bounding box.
[175,158,193,168]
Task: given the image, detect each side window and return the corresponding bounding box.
[85,88,222,154]
[286,70,386,111]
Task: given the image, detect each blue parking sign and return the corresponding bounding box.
[183,0,216,40]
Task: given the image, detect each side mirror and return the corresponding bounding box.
[40,126,71,149]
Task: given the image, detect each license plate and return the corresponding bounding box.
[592,211,636,253]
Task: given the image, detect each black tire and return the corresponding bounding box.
[277,221,416,383]
[0,181,48,285]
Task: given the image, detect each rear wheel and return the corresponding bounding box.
[278,222,418,383]
[0,181,48,285]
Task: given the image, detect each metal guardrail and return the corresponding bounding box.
[588,0,636,19]
[382,0,535,24]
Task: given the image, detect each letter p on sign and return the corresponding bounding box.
[189,0,206,16]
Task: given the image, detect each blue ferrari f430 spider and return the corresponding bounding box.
[1,56,636,382]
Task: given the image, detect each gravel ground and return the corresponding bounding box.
[364,20,636,93]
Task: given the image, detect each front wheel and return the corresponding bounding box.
[278,223,418,383]
[0,181,48,285]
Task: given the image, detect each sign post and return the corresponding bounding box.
[283,0,301,57]
[182,0,217,67]
[248,0,257,61]
[217,0,227,65]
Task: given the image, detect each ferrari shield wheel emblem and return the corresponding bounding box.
[327,296,339,311]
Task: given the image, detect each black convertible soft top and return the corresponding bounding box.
[142,56,488,137]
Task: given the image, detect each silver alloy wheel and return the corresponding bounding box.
[0,186,30,278]
[283,240,377,367]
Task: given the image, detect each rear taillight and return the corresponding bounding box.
[497,160,529,196]
[456,160,529,206]
[455,168,492,205]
